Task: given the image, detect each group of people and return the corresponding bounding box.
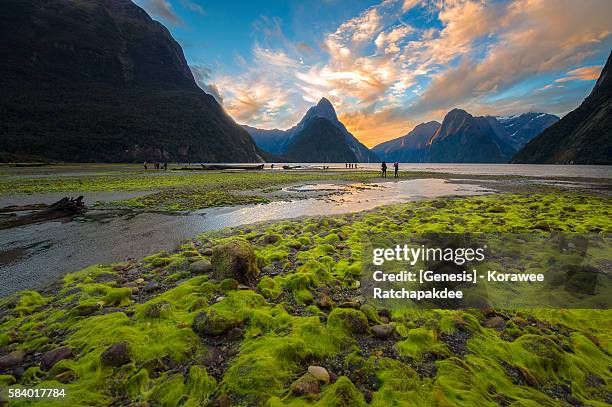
[143,161,167,170]
[381,161,399,178]
[345,163,358,169]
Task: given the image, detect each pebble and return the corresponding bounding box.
[307,366,330,384]
[372,324,395,339]
[290,373,320,396]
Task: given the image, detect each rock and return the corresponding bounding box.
[211,240,259,285]
[73,303,101,316]
[338,300,361,309]
[372,324,395,339]
[201,248,213,256]
[315,293,334,309]
[200,346,224,366]
[290,373,320,396]
[190,259,212,274]
[193,309,241,336]
[144,301,171,318]
[41,346,72,370]
[101,341,131,367]
[307,366,330,384]
[327,308,369,334]
[260,265,274,274]
[483,316,506,331]
[227,328,244,341]
[135,278,145,284]
[360,304,381,324]
[212,394,232,407]
[0,350,24,370]
[263,234,281,244]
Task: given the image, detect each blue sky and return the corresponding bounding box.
[135,0,612,146]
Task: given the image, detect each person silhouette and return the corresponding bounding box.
[381,161,387,178]
[394,162,399,178]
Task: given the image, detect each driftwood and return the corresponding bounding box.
[0,196,86,229]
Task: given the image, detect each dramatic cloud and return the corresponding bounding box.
[411,0,612,116]
[204,0,611,145]
[555,65,603,82]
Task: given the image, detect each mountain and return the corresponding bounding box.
[241,126,287,155]
[495,113,560,149]
[244,98,379,163]
[427,109,516,163]
[0,0,263,163]
[372,121,440,162]
[513,51,612,164]
[373,110,557,163]
[283,117,361,162]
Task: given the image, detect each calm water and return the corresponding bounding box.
[266,163,612,179]
[0,179,492,296]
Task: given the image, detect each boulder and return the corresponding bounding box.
[327,308,369,334]
[211,240,259,285]
[193,309,241,336]
[41,346,72,370]
[101,341,131,367]
[0,350,24,370]
[190,259,212,274]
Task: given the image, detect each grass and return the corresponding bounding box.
[0,192,611,406]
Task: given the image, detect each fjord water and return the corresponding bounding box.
[272,163,612,178]
[0,179,491,296]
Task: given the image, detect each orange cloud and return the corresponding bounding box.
[555,65,603,82]
[339,109,417,147]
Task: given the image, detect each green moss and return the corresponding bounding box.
[184,365,217,406]
[396,327,448,360]
[258,276,283,299]
[327,308,369,335]
[2,191,611,406]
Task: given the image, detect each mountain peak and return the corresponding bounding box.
[305,97,338,122]
[446,108,471,118]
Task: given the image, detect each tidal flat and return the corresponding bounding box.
[1,174,611,406]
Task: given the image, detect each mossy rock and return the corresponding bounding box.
[101,341,131,367]
[190,259,212,274]
[143,301,172,318]
[318,376,366,406]
[211,240,259,285]
[193,308,241,336]
[327,308,369,334]
[359,304,381,324]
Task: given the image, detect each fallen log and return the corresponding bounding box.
[0,196,86,229]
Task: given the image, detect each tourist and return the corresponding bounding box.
[381,161,387,178]
[394,162,399,178]
[144,161,148,170]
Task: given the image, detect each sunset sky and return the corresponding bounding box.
[135,0,612,147]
